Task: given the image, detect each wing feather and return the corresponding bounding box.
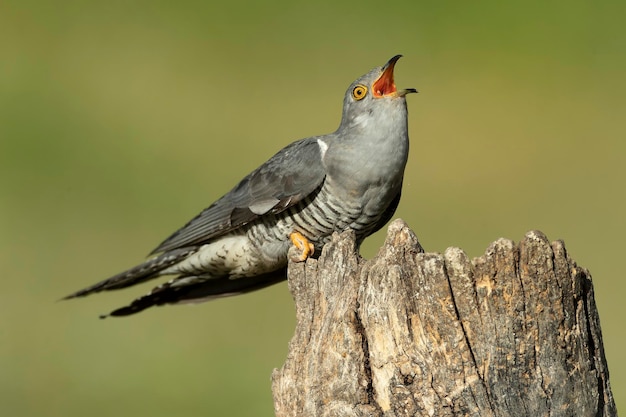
[150,138,326,254]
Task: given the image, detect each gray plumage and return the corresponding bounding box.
[64,55,417,317]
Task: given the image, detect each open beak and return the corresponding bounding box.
[372,55,418,98]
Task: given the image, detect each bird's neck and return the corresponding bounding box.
[326,109,409,192]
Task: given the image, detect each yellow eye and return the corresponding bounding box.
[352,85,367,101]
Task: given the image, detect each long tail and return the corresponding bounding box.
[62,248,197,300]
[101,269,287,318]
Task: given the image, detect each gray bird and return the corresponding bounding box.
[64,55,417,317]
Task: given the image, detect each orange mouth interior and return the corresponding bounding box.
[372,64,397,97]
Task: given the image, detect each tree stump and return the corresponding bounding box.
[271,219,617,417]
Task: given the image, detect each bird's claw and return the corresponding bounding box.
[289,231,315,262]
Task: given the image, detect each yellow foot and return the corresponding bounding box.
[289,231,315,262]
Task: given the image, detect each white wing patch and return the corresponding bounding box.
[249,198,280,215]
[317,139,329,159]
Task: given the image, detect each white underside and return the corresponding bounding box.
[161,235,255,278]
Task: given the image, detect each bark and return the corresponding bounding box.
[271,219,617,417]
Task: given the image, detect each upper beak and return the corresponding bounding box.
[372,55,418,98]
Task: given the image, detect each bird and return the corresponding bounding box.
[64,55,417,318]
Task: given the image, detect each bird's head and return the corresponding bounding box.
[339,55,417,130]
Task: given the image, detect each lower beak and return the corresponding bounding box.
[396,88,418,97]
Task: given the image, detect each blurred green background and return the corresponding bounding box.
[1,0,624,415]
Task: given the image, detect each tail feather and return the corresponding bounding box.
[102,269,287,318]
[63,248,197,300]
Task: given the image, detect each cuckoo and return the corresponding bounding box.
[64,55,417,317]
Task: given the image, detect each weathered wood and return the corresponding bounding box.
[272,219,617,417]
